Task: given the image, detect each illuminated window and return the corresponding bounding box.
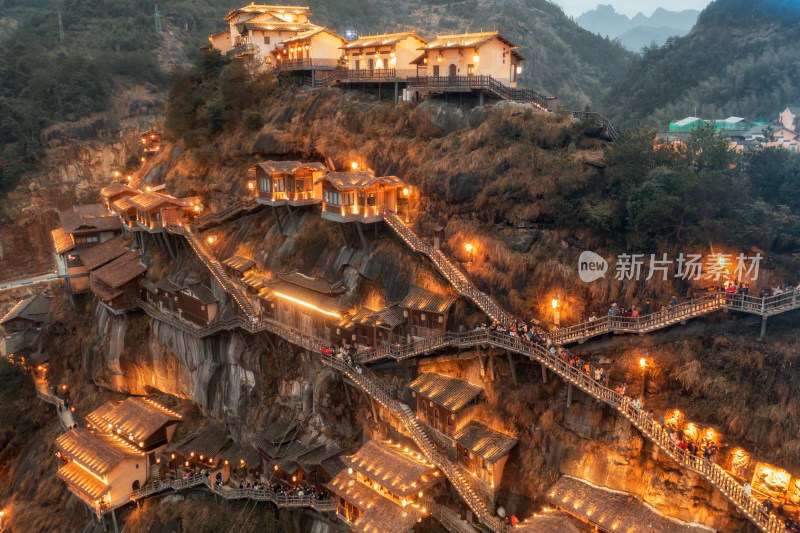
[467,64,475,75]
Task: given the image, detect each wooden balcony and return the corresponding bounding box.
[320,203,385,223]
[256,191,321,207]
[276,58,339,70]
[226,43,256,58]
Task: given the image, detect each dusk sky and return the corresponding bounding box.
[556,0,714,17]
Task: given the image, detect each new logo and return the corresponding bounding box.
[578,251,608,282]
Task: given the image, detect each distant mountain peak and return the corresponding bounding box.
[575,3,699,50]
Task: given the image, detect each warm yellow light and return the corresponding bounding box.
[140,157,146,163]
[139,441,144,447]
[551,298,559,309]
[274,465,279,471]
[402,188,409,196]
[114,171,120,177]
[465,243,473,252]
[293,475,297,482]
[401,499,407,507]
[273,291,342,318]
[418,491,423,497]
[639,357,646,369]
[185,461,190,467]
[516,66,522,74]
[126,175,132,181]
[194,205,201,212]
[473,54,480,63]
[437,56,442,62]
[171,454,175,459]
[225,460,229,465]
[351,162,359,170]
[73,460,109,485]
[190,452,195,457]
[207,236,215,244]
[248,181,255,190]
[146,186,151,192]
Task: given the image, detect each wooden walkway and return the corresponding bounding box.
[549,289,800,345]
[34,376,74,430]
[129,472,336,512]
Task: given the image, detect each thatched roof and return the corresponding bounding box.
[1,294,52,325]
[51,227,75,254]
[547,475,712,533]
[453,421,517,464]
[55,429,143,477]
[79,237,128,271]
[400,286,457,314]
[223,255,256,273]
[86,397,181,443]
[343,440,441,496]
[327,470,424,533]
[408,373,483,412]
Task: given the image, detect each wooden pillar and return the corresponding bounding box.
[541,362,547,385]
[370,397,380,422]
[394,81,399,104]
[338,223,351,248]
[355,222,368,249]
[478,350,486,378]
[506,352,517,386]
[312,69,316,88]
[271,206,284,233]
[342,375,352,406]
[111,509,119,533]
[286,205,297,233]
[760,316,768,338]
[566,382,573,408]
[488,353,496,381]
[378,83,382,101]
[479,92,484,106]
[163,232,176,260]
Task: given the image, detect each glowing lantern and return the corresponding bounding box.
[145,186,151,192]
[473,54,480,63]
[516,66,522,74]
[465,243,473,252]
[639,358,646,369]
[351,162,359,170]
[402,188,409,196]
[207,236,215,244]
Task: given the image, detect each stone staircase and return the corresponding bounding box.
[383,213,512,325]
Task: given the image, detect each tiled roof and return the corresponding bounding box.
[223,255,256,273]
[327,471,424,533]
[275,441,317,473]
[512,510,587,533]
[252,160,327,174]
[342,31,426,49]
[176,421,229,459]
[55,429,143,477]
[252,414,301,451]
[421,31,517,51]
[79,237,128,271]
[218,442,262,468]
[129,192,183,211]
[155,278,181,293]
[92,251,146,289]
[226,5,311,21]
[336,307,374,330]
[51,227,75,254]
[181,284,218,305]
[237,20,315,32]
[408,373,483,412]
[112,196,136,212]
[276,270,344,294]
[453,420,517,464]
[100,183,139,199]
[342,440,440,497]
[85,401,117,431]
[0,294,52,325]
[242,271,270,291]
[281,27,344,45]
[296,445,343,472]
[59,204,122,234]
[259,281,346,315]
[320,455,346,477]
[87,397,181,443]
[57,461,112,502]
[399,286,457,314]
[368,306,406,329]
[547,475,711,533]
[318,170,404,191]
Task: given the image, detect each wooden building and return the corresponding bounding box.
[268,441,318,485]
[273,27,346,69]
[218,442,262,480]
[86,397,182,454]
[408,372,483,436]
[248,161,328,206]
[222,255,256,279]
[413,31,525,86]
[453,420,517,488]
[341,31,427,77]
[318,170,406,223]
[176,284,219,326]
[58,204,123,251]
[399,285,457,338]
[55,428,147,514]
[101,183,141,214]
[172,421,230,469]
[296,446,345,487]
[89,250,147,314]
[353,305,406,348]
[334,307,373,346]
[327,440,440,533]
[56,236,129,295]
[1,294,52,336]
[129,192,202,232]
[258,271,347,341]
[221,4,315,62]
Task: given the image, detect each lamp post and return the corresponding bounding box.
[639,357,647,399]
[552,294,561,327]
[465,243,474,263]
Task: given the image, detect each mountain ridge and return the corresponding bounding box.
[575,4,699,50]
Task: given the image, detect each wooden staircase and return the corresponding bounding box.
[549,289,800,345]
[193,198,259,231]
[383,213,512,325]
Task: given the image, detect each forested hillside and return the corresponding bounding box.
[0,0,633,194]
[602,0,800,128]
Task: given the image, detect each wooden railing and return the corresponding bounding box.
[226,43,256,58]
[383,213,511,325]
[164,223,257,318]
[569,110,619,140]
[406,75,549,108]
[549,289,800,345]
[276,58,340,69]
